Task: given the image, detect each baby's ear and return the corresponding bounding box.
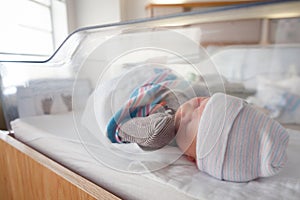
[186,155,195,162]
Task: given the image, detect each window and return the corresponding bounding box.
[0,0,68,61]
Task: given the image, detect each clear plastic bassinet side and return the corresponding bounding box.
[0,0,299,173]
[0,0,299,132]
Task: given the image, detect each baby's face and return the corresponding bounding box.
[175,97,209,160]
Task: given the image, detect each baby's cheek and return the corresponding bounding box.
[181,115,192,126]
[176,129,191,153]
[183,134,197,160]
[176,111,198,154]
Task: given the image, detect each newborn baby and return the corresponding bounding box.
[175,93,289,182]
[106,69,289,182]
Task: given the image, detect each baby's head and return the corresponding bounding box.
[175,93,289,182]
[175,97,209,161]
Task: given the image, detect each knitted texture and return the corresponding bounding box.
[118,112,175,149]
[197,93,289,182]
[106,68,189,145]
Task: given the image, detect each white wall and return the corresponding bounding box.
[120,0,151,21]
[67,0,269,32]
[66,0,121,33]
[120,0,236,21]
[66,0,237,32]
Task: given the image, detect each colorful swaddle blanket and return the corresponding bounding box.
[106,68,188,143]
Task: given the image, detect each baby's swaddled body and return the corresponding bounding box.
[106,69,289,182]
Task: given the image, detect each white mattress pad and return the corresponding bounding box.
[11,112,300,200]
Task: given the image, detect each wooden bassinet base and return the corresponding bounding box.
[0,131,120,200]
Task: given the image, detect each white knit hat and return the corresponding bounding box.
[196,93,289,182]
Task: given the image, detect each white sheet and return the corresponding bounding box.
[11,113,300,200]
[11,112,195,200]
[136,129,300,200]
